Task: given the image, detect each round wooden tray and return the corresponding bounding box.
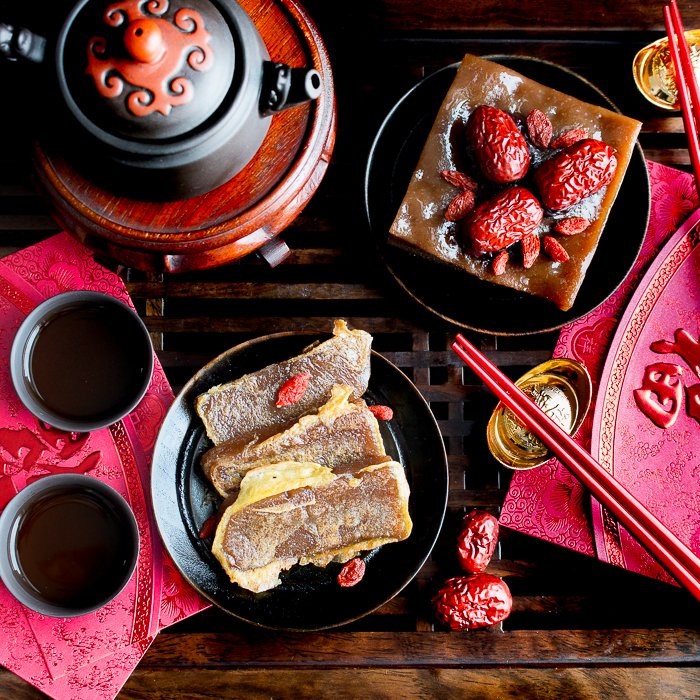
[31,0,336,273]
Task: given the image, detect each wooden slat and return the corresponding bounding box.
[1,667,698,700]
[141,629,700,667]
[140,316,428,334]
[126,282,383,300]
[120,667,700,699]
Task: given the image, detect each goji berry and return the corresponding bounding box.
[526,109,553,148]
[440,169,478,191]
[551,128,589,149]
[521,233,540,269]
[198,513,219,539]
[275,372,311,407]
[445,189,476,221]
[338,557,366,587]
[554,217,591,235]
[491,250,509,275]
[368,404,394,421]
[543,235,570,262]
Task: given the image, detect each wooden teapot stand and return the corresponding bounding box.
[31,0,335,273]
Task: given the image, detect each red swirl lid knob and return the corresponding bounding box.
[124,19,165,64]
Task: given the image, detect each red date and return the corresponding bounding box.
[534,138,617,211]
[466,105,530,184]
[433,574,512,630]
[464,187,543,255]
[457,510,499,574]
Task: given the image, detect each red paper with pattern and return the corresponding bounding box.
[500,161,700,580]
[0,233,209,699]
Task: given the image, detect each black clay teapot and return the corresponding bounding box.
[1,0,322,199]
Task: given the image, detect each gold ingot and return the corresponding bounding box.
[632,29,700,110]
[486,358,592,470]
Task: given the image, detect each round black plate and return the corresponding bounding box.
[151,332,448,630]
[364,56,651,336]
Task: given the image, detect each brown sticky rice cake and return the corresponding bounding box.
[201,384,389,498]
[195,319,372,446]
[212,461,412,593]
[388,53,642,311]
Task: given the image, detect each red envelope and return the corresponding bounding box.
[0,233,209,699]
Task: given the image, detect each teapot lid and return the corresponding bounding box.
[57,0,237,141]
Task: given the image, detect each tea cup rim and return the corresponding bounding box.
[9,290,154,432]
[0,473,140,617]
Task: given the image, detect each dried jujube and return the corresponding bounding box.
[464,187,543,256]
[534,138,617,211]
[433,574,512,630]
[457,509,499,574]
[466,105,531,184]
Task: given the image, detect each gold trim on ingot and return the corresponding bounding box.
[486,358,592,471]
[632,29,700,111]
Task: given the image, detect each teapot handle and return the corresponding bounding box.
[0,22,46,63]
[260,61,322,117]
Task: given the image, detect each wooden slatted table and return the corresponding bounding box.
[0,0,699,697]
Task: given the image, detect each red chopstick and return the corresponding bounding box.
[665,0,700,194]
[452,333,700,603]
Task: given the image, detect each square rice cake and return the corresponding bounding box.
[388,53,642,311]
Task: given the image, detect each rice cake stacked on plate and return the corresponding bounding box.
[195,320,412,593]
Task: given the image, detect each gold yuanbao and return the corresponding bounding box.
[487,358,592,470]
[632,29,700,110]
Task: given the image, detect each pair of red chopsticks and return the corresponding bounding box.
[664,0,700,194]
[451,333,700,603]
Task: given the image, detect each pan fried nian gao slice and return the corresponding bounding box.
[201,384,389,497]
[195,320,372,446]
[212,461,412,593]
[389,53,642,311]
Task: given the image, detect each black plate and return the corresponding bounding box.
[151,332,448,630]
[364,56,651,336]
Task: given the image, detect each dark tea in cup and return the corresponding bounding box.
[10,291,154,432]
[0,474,139,617]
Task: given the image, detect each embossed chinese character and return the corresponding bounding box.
[633,362,684,428]
[651,328,700,377]
[687,383,700,423]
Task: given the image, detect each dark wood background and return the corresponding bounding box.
[1,0,699,697]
